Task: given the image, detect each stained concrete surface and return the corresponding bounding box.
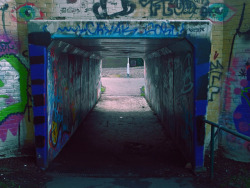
[46,78,196,187]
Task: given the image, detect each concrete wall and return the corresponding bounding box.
[145,40,195,165]
[47,41,101,162]
[28,39,101,167]
[144,34,212,169]
[0,0,249,163]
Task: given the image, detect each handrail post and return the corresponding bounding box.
[210,125,215,180]
[204,119,250,181]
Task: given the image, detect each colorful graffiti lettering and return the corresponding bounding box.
[201,3,237,24]
[11,2,45,24]
[233,62,250,137]
[0,54,28,142]
[51,121,58,146]
[47,47,72,161]
[93,0,136,19]
[220,21,250,160]
[46,21,185,38]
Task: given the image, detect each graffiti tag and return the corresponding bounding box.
[93,0,136,19]
[50,21,185,38]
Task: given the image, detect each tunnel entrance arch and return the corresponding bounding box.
[28,20,212,170]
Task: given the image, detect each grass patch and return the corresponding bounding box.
[140,86,145,97]
[101,85,106,93]
[109,74,121,78]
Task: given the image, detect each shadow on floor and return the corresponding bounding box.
[47,96,188,178]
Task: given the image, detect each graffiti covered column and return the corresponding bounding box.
[28,32,51,168]
[28,44,48,168]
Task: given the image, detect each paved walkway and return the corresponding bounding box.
[46,78,198,188]
[101,78,144,96]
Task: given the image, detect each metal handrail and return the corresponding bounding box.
[204,119,250,180]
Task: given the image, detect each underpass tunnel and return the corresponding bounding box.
[28,20,212,171]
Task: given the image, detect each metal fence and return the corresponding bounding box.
[204,119,250,180]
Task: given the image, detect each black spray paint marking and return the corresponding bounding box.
[139,0,206,17]
[228,3,245,72]
[0,41,15,53]
[209,59,223,101]
[238,68,247,78]
[93,0,136,19]
[0,3,9,37]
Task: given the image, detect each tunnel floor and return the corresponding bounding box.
[47,93,188,177]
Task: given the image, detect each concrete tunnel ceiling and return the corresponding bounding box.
[56,38,184,58]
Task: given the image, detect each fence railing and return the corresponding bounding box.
[204,119,250,180]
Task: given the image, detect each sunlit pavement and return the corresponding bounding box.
[101,78,145,96]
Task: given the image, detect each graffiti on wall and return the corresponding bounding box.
[146,47,195,163]
[60,7,81,15]
[0,3,9,35]
[208,51,223,101]
[0,35,19,55]
[11,2,45,24]
[220,28,250,160]
[44,21,185,38]
[47,46,91,160]
[0,54,28,142]
[93,0,136,19]
[175,52,194,160]
[201,3,237,23]
[47,48,71,159]
[222,56,250,154]
[0,0,32,146]
[0,3,19,55]
[139,0,209,17]
[138,0,236,24]
[46,41,102,162]
[233,58,250,137]
[67,0,78,3]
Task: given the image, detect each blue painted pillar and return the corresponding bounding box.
[29,45,48,169]
[188,37,211,170]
